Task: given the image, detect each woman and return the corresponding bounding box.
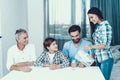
[34,37,69,70]
[85,7,114,80]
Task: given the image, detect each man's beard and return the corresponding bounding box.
[72,38,81,43]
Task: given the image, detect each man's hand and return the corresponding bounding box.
[78,62,86,68]
[10,65,32,72]
[19,66,32,72]
[15,61,34,67]
[10,61,34,71]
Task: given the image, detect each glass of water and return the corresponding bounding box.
[71,60,77,70]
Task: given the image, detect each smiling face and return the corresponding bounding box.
[88,13,102,24]
[70,30,81,44]
[47,41,58,53]
[17,32,28,46]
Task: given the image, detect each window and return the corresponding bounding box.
[44,0,90,50]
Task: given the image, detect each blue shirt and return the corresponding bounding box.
[62,39,93,62]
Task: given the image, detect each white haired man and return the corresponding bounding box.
[6,29,36,72]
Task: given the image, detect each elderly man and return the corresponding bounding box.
[6,29,36,72]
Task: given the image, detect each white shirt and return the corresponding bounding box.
[6,44,36,70]
[48,52,55,64]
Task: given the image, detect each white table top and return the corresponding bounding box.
[0,67,105,80]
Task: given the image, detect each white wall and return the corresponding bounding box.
[27,0,44,57]
[0,0,28,76]
[0,39,2,78]
[0,5,3,78]
[0,0,44,77]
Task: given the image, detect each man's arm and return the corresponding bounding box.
[10,64,32,72]
[15,61,34,67]
[9,61,34,72]
[62,43,69,59]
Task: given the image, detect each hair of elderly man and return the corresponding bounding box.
[15,28,28,41]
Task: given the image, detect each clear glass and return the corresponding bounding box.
[71,60,77,70]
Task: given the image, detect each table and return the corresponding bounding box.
[0,67,105,80]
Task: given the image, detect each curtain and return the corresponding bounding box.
[90,0,120,45]
[44,0,89,50]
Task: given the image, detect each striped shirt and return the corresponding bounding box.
[34,51,69,68]
[93,20,113,63]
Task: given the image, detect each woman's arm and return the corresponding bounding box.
[84,38,94,43]
[84,44,106,50]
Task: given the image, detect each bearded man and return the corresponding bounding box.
[62,25,94,67]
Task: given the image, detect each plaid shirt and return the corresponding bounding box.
[34,51,69,68]
[93,21,113,63]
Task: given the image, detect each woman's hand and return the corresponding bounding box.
[84,46,92,50]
